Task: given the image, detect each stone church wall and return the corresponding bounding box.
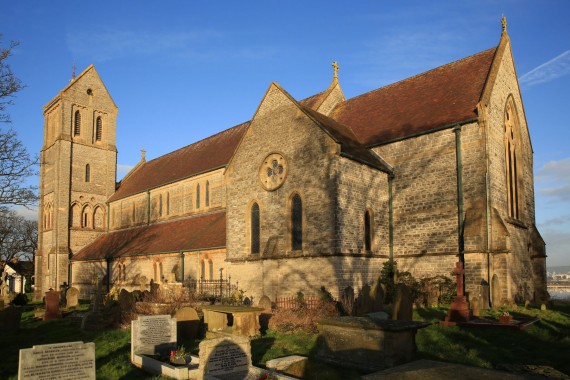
[226,85,338,260]
[374,127,460,277]
[332,156,389,255]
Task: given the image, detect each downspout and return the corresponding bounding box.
[388,174,394,263]
[68,260,72,287]
[106,202,110,232]
[454,125,465,294]
[147,190,151,225]
[179,251,185,283]
[106,257,111,293]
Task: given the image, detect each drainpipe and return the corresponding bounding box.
[147,190,151,225]
[68,259,72,287]
[106,257,111,293]
[106,202,110,232]
[388,174,394,264]
[454,125,465,295]
[179,251,185,283]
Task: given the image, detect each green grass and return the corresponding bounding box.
[1,301,568,379]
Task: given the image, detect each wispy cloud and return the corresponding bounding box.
[117,164,135,180]
[66,27,277,63]
[519,50,570,87]
[536,157,570,202]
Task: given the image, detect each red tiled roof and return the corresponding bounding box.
[331,48,496,146]
[72,212,226,261]
[109,122,249,202]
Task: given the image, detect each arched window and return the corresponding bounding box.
[208,260,213,280]
[74,110,81,136]
[82,205,93,229]
[205,181,210,207]
[200,260,205,280]
[364,210,372,251]
[196,184,201,209]
[70,203,81,228]
[85,164,91,182]
[291,194,303,251]
[95,116,102,141]
[251,202,260,254]
[504,98,520,219]
[94,206,105,229]
[159,194,163,216]
[166,192,170,215]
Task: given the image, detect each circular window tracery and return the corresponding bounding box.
[259,153,288,191]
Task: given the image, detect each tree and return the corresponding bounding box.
[0,35,37,207]
[0,129,38,207]
[1,35,24,123]
[0,207,38,286]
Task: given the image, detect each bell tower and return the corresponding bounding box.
[34,65,118,299]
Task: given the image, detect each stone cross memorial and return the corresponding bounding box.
[18,341,95,380]
[131,314,177,358]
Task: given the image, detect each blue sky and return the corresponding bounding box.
[3,1,569,266]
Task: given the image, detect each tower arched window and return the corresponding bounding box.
[365,210,372,252]
[74,110,81,136]
[95,116,102,141]
[504,97,521,219]
[85,164,91,182]
[196,184,201,209]
[291,193,303,251]
[205,181,210,207]
[251,202,260,254]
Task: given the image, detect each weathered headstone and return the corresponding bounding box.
[18,341,95,380]
[118,289,135,312]
[471,296,480,317]
[198,336,252,379]
[66,287,79,308]
[341,286,355,315]
[174,306,200,341]
[392,284,413,321]
[0,306,22,331]
[371,281,385,312]
[131,314,176,358]
[44,290,62,320]
[149,279,159,295]
[258,295,272,314]
[355,284,373,316]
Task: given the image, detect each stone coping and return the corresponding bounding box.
[201,305,264,313]
[318,316,431,331]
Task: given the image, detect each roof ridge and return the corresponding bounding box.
[341,47,496,104]
[143,121,249,165]
[108,209,226,234]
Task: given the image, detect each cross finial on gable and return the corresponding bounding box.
[501,16,508,34]
[141,149,146,162]
[71,61,77,81]
[332,61,339,81]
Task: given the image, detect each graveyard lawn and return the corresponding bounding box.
[0,301,568,379]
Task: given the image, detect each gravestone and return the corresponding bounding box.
[131,314,177,358]
[66,287,79,308]
[258,295,272,314]
[341,286,355,315]
[371,280,385,312]
[118,289,135,312]
[198,335,252,379]
[471,296,480,317]
[392,284,413,321]
[0,306,22,331]
[355,284,373,316]
[44,290,62,320]
[479,282,490,309]
[174,306,200,341]
[149,280,159,295]
[18,341,95,380]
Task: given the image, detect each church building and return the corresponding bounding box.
[34,20,548,306]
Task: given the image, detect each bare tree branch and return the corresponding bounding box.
[0,129,38,207]
[0,207,37,285]
[0,35,24,124]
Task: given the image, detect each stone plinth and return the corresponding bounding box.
[315,316,431,373]
[202,305,263,337]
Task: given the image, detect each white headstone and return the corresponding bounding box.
[131,314,177,358]
[18,341,95,380]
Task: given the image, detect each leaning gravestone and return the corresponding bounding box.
[118,289,135,313]
[18,341,95,380]
[44,290,62,320]
[174,306,200,341]
[131,314,177,358]
[66,287,79,308]
[198,335,252,379]
[392,284,413,321]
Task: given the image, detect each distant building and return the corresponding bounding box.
[2,260,34,294]
[35,19,548,306]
